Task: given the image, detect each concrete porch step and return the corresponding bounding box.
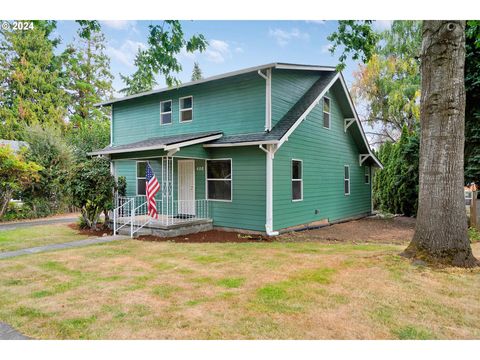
[117,219,213,238]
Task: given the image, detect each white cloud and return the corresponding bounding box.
[373,20,393,31]
[321,43,333,54]
[107,39,147,67]
[234,47,244,54]
[101,20,136,30]
[306,20,326,25]
[268,28,309,47]
[205,39,232,63]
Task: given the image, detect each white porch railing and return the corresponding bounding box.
[112,195,210,237]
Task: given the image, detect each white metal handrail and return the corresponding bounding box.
[113,197,134,235]
[113,195,210,237]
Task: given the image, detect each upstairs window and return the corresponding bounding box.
[137,161,147,195]
[160,100,172,125]
[206,159,232,201]
[179,96,193,122]
[365,166,370,184]
[344,165,350,195]
[323,97,330,129]
[292,160,303,201]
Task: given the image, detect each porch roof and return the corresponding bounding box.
[88,131,223,156]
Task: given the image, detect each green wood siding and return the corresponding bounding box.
[271,69,321,127]
[208,147,266,231]
[272,89,372,230]
[112,73,265,146]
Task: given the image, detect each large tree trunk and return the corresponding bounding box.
[404,21,478,267]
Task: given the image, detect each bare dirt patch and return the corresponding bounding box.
[138,230,270,243]
[135,217,414,245]
[278,216,415,245]
[67,223,112,237]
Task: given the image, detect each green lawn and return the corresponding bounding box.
[0,224,89,252]
[0,234,479,339]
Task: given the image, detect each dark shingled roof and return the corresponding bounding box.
[209,71,338,145]
[89,131,222,155]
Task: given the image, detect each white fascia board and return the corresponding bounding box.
[275,63,336,72]
[87,144,167,156]
[277,73,341,149]
[163,134,223,150]
[337,73,384,169]
[203,140,279,148]
[96,63,336,107]
[96,63,277,107]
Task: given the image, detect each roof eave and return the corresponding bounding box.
[95,63,337,107]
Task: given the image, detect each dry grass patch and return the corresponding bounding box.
[0,238,479,339]
[0,224,89,252]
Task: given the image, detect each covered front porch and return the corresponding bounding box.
[112,155,212,237]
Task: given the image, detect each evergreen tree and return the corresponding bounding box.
[0,21,67,140]
[63,21,114,126]
[465,21,480,185]
[191,62,203,81]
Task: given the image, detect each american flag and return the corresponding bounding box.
[145,163,160,219]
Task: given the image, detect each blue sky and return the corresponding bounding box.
[54,20,392,96]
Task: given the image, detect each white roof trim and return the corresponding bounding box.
[163,134,223,150]
[277,73,341,149]
[96,63,337,107]
[203,140,279,148]
[88,133,223,156]
[337,73,383,169]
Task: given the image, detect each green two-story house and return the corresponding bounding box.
[90,63,382,237]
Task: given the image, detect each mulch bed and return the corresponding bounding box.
[137,230,270,243]
[68,223,113,237]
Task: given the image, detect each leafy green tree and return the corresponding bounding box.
[465,21,480,185]
[120,21,208,95]
[67,120,110,160]
[68,156,116,229]
[22,125,74,217]
[327,20,379,71]
[0,145,42,218]
[191,61,203,81]
[330,20,478,267]
[352,21,421,143]
[63,20,114,126]
[0,20,67,140]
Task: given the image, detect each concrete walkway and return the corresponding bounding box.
[0,215,79,232]
[0,322,30,340]
[0,235,129,260]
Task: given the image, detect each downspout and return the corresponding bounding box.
[259,144,279,236]
[257,69,272,132]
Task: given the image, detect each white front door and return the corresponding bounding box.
[178,160,196,216]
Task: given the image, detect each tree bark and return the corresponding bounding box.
[403,21,479,267]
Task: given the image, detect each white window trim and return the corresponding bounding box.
[292,159,303,202]
[323,96,331,129]
[136,160,147,196]
[365,166,370,184]
[205,158,233,202]
[179,95,193,123]
[160,99,172,126]
[344,165,350,196]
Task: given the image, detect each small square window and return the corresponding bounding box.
[323,97,331,129]
[180,96,193,122]
[160,100,172,125]
[344,165,350,195]
[292,160,303,201]
[365,166,370,184]
[137,162,147,195]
